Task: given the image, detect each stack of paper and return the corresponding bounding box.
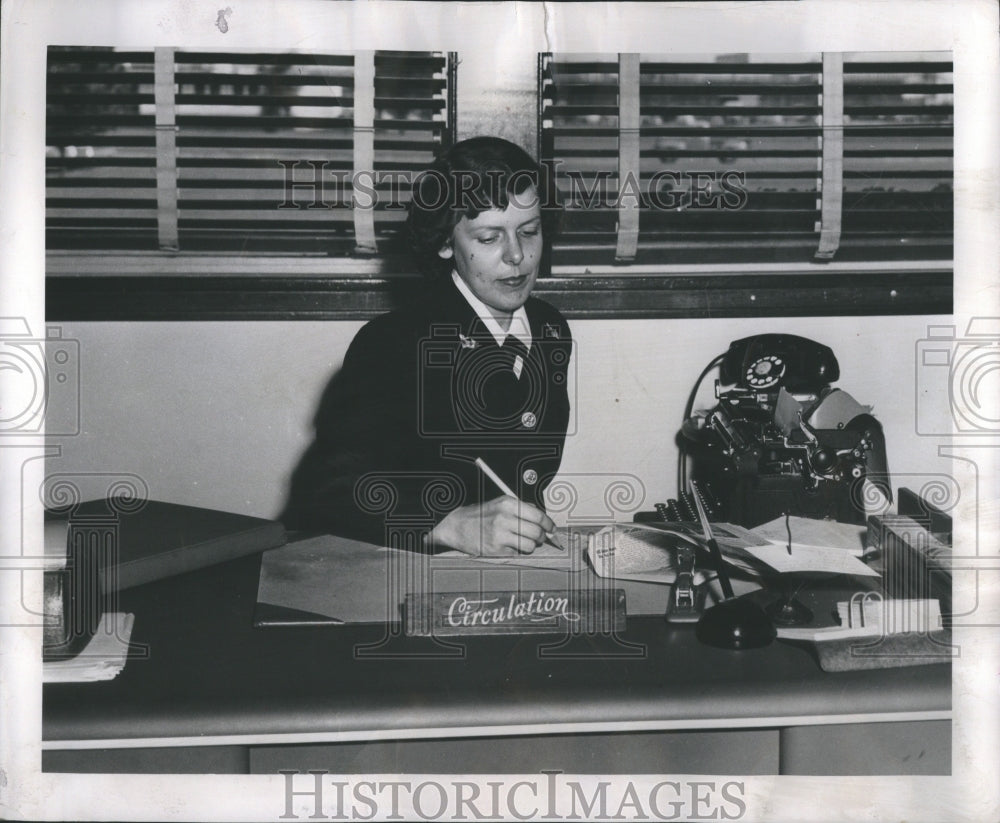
[43,612,135,683]
[777,598,941,642]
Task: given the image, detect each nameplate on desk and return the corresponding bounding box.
[404,589,626,636]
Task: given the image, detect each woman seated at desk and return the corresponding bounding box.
[283,136,572,557]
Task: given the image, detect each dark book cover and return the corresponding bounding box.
[46,498,287,591]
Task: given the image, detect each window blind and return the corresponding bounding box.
[538,52,952,268]
[840,56,953,261]
[46,48,159,250]
[46,47,452,255]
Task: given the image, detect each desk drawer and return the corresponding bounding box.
[44,745,249,774]
[780,720,951,775]
[250,729,779,774]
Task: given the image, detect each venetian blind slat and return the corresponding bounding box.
[46,47,452,255]
[539,51,952,266]
[46,48,158,250]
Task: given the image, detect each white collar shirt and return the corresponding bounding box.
[451,271,532,377]
[451,271,532,349]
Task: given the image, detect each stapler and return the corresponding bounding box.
[665,543,707,623]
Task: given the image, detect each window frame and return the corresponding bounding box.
[45,49,952,321]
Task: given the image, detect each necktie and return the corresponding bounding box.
[504,337,530,379]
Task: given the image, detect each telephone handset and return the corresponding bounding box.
[720,334,839,394]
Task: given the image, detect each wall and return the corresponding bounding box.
[45,313,956,524]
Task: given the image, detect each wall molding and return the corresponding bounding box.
[46,269,952,321]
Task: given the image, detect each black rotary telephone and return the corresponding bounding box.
[720,334,839,394]
[644,334,891,528]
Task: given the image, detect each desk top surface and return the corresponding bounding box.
[43,546,951,746]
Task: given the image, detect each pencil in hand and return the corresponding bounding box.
[474,457,564,552]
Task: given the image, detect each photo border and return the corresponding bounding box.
[2,1,997,820]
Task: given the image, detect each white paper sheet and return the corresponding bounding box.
[751,515,868,555]
[740,542,880,577]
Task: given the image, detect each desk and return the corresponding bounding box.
[43,544,951,775]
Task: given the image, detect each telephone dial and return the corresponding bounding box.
[719,334,838,393]
[647,334,891,528]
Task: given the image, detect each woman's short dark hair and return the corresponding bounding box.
[406,136,561,280]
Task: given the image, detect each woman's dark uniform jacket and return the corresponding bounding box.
[282,276,572,550]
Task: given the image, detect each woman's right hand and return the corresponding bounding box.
[428,495,556,557]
